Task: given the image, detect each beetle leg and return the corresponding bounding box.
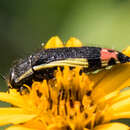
[19,86,29,95]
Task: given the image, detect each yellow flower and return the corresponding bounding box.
[0,37,129,130]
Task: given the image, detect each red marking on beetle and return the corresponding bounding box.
[100,49,118,61]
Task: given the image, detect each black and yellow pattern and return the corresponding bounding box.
[8,42,130,89]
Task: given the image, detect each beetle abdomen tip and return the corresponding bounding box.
[117,52,130,63]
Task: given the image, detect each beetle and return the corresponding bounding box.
[7,47,130,90]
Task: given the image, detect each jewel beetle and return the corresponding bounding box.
[8,47,130,90]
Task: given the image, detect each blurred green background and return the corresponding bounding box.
[0,0,130,128]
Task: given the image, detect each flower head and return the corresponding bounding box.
[0,37,129,130]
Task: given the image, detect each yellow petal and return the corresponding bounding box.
[122,46,130,56]
[97,89,130,110]
[103,89,130,104]
[0,114,36,126]
[111,89,130,104]
[89,70,108,87]
[6,125,35,130]
[47,124,68,130]
[92,63,130,101]
[103,97,130,121]
[83,128,89,130]
[44,36,64,49]
[0,92,25,108]
[0,107,25,115]
[108,111,130,121]
[97,90,119,104]
[0,107,36,126]
[94,123,129,130]
[65,37,82,47]
[108,96,130,113]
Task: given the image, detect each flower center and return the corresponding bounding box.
[23,67,103,129]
